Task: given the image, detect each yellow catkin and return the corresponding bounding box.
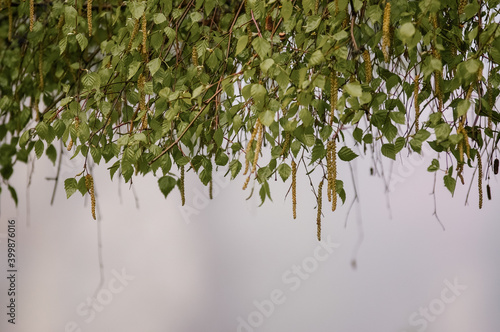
[127,19,140,51]
[281,132,291,156]
[363,50,372,83]
[488,79,493,129]
[138,74,146,128]
[478,153,483,209]
[316,180,323,241]
[247,24,253,45]
[382,3,391,63]
[458,0,467,16]
[429,13,438,29]
[87,0,93,36]
[192,46,198,66]
[334,0,339,14]
[74,116,80,131]
[315,0,319,14]
[141,12,147,55]
[326,141,332,203]
[243,119,260,176]
[414,74,420,132]
[85,174,96,220]
[327,140,337,212]
[34,98,40,121]
[180,165,185,206]
[30,0,35,32]
[292,160,297,219]
[251,121,263,175]
[39,45,44,90]
[67,139,73,151]
[8,0,12,42]
[330,71,337,126]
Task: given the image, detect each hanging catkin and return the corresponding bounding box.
[488,79,493,129]
[141,12,147,55]
[487,184,491,200]
[38,45,44,90]
[327,140,337,211]
[243,120,263,190]
[382,3,391,63]
[316,180,323,241]
[363,50,372,83]
[127,19,140,52]
[243,119,261,176]
[138,74,147,129]
[85,174,96,220]
[330,71,337,126]
[87,0,92,36]
[180,165,185,206]
[478,153,483,209]
[8,0,12,42]
[292,160,297,219]
[414,74,420,132]
[30,0,35,32]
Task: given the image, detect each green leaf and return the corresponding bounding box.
[128,61,142,80]
[305,15,321,33]
[236,35,248,56]
[64,178,78,198]
[158,176,177,198]
[381,143,396,160]
[46,144,57,165]
[252,37,271,58]
[399,22,415,43]
[338,146,358,161]
[147,58,161,77]
[76,33,88,51]
[129,1,146,19]
[457,99,470,117]
[427,159,440,172]
[435,123,451,142]
[260,58,274,74]
[281,0,293,20]
[229,159,242,179]
[444,173,456,195]
[153,13,167,24]
[344,82,363,97]
[278,163,291,181]
[8,185,18,206]
[34,140,44,159]
[309,50,325,66]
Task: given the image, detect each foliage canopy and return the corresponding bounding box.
[1,0,500,230]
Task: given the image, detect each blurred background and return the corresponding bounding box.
[1,145,499,332]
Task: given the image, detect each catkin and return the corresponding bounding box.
[39,45,44,90]
[363,50,372,83]
[292,160,297,219]
[494,158,499,175]
[180,165,185,205]
[209,179,213,199]
[138,73,146,128]
[265,15,273,31]
[8,0,12,42]
[30,0,34,32]
[281,132,291,156]
[478,153,483,209]
[487,184,491,200]
[414,74,420,132]
[458,0,467,16]
[85,174,96,220]
[127,19,140,51]
[141,12,147,55]
[327,140,337,211]
[243,119,261,176]
[330,71,337,126]
[67,139,73,151]
[192,46,198,66]
[316,180,323,241]
[488,79,493,129]
[87,0,92,36]
[382,3,391,63]
[251,121,263,175]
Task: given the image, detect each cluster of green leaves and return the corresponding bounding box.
[0,0,499,214]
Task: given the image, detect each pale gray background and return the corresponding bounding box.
[1,144,499,332]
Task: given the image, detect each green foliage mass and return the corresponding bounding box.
[0,0,499,216]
